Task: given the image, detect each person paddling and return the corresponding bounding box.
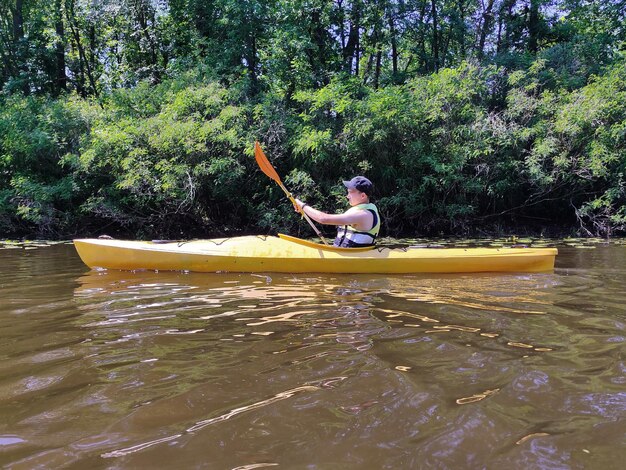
[294,176,381,248]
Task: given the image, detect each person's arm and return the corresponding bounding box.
[294,199,370,227]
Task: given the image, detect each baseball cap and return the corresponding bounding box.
[343,176,373,195]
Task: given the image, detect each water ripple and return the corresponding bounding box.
[1,242,626,468]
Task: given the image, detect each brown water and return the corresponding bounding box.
[1,240,625,469]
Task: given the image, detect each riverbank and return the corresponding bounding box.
[3,215,622,242]
[2,61,626,242]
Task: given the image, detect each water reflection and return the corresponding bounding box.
[65,268,574,463]
[73,269,561,358]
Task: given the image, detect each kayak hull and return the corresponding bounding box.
[73,235,557,274]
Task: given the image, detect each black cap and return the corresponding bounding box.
[343,176,373,196]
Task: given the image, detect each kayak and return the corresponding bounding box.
[73,234,557,274]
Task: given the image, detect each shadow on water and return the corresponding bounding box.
[1,242,625,468]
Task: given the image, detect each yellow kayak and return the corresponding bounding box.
[73,234,557,274]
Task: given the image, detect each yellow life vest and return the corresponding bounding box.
[334,203,381,248]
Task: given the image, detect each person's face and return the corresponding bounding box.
[346,188,368,206]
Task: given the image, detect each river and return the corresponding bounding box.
[1,238,625,469]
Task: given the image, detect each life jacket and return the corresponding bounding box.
[334,203,381,248]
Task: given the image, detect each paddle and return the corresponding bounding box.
[254,141,329,245]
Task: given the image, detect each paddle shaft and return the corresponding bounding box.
[254,141,329,245]
[276,181,330,245]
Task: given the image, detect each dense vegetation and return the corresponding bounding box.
[1,1,625,239]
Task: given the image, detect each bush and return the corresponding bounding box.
[0,60,624,239]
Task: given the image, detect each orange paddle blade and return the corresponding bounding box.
[253,141,329,245]
[254,141,282,184]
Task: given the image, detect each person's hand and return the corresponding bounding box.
[294,198,304,213]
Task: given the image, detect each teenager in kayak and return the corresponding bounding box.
[294,176,381,248]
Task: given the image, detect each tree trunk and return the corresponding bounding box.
[441,24,452,68]
[343,1,361,74]
[12,0,29,93]
[431,0,439,72]
[388,7,398,76]
[134,0,161,82]
[477,0,495,59]
[499,0,517,53]
[528,0,540,53]
[65,0,98,97]
[364,22,380,86]
[12,0,24,41]
[416,1,428,72]
[1,4,16,77]
[374,48,382,89]
[89,23,97,85]
[310,8,328,85]
[458,0,467,59]
[54,0,67,91]
[248,34,258,88]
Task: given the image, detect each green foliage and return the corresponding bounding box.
[0,93,91,235]
[490,56,626,235]
[286,63,509,233]
[70,77,255,236]
[0,1,625,237]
